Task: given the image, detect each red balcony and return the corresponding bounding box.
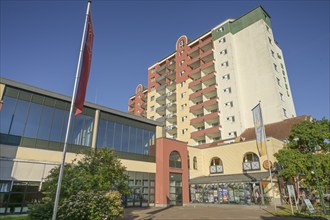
[191,129,205,139]
[204,125,221,137]
[128,99,135,107]
[190,97,218,112]
[200,49,213,60]
[189,72,215,89]
[199,38,212,49]
[189,84,217,100]
[187,56,200,66]
[190,112,219,125]
[200,59,214,71]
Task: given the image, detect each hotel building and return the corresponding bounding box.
[130,6,296,146]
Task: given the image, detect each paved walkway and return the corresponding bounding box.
[122,204,328,220]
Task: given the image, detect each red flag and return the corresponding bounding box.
[74,12,94,116]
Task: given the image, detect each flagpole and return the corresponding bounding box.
[259,102,277,212]
[52,1,91,219]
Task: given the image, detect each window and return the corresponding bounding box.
[181,116,187,122]
[150,116,154,120]
[169,151,182,168]
[268,37,272,45]
[216,26,224,32]
[150,106,154,112]
[151,68,155,73]
[182,128,188,135]
[150,96,155,101]
[220,49,227,55]
[276,78,281,86]
[179,40,184,48]
[198,140,206,145]
[226,116,235,122]
[219,37,226,43]
[274,63,278,71]
[243,152,260,171]
[181,104,187,110]
[228,131,237,137]
[179,60,185,66]
[277,53,282,59]
[151,77,155,82]
[225,101,233,107]
[151,86,155,91]
[221,61,229,67]
[179,51,184,56]
[223,87,231,93]
[193,157,198,170]
[222,74,230,80]
[181,92,186,98]
[180,70,185,77]
[271,50,275,58]
[279,93,284,101]
[266,25,270,32]
[137,102,141,106]
[180,81,186,87]
[283,108,287,117]
[210,157,223,174]
[280,63,284,69]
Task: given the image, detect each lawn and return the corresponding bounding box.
[0,216,28,220]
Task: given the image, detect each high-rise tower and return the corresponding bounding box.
[131,6,296,146]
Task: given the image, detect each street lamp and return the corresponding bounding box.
[308,140,327,215]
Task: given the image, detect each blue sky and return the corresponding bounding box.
[1,0,329,120]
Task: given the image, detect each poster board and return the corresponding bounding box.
[301,199,316,214]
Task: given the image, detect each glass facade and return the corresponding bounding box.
[96,112,156,157]
[0,86,95,152]
[0,181,42,214]
[0,83,159,214]
[124,171,155,207]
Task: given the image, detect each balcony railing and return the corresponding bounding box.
[156,116,166,123]
[156,74,167,83]
[156,65,166,73]
[156,105,166,113]
[128,100,135,107]
[242,161,260,171]
[190,97,218,112]
[156,84,166,92]
[189,84,217,100]
[156,94,166,103]
[166,70,176,80]
[210,165,223,174]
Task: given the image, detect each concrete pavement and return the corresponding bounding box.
[122,205,328,220]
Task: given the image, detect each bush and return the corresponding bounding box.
[57,191,123,220]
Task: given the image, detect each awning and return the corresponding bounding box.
[189,172,271,184]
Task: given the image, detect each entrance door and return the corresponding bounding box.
[126,187,142,207]
[169,173,183,206]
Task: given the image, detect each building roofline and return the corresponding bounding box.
[0,77,160,126]
[148,6,269,69]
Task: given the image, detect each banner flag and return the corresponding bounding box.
[252,103,266,156]
[74,12,94,116]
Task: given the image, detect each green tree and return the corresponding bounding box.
[28,149,129,220]
[274,118,330,190]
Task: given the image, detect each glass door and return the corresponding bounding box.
[169,173,182,206]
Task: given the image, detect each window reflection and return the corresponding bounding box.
[10,99,30,136]
[122,125,129,152]
[0,88,95,150]
[95,114,156,156]
[37,106,54,140]
[114,123,122,151]
[24,102,42,138]
[49,108,65,142]
[0,96,17,134]
[129,127,136,153]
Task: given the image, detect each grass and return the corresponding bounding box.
[266,206,330,219]
[0,216,28,220]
